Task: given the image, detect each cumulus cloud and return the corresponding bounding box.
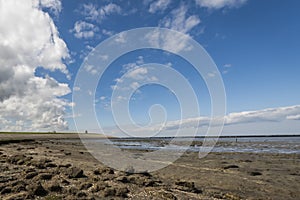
[83,64,98,75]
[195,0,247,9]
[71,21,99,39]
[39,0,62,16]
[149,0,171,13]
[145,4,201,53]
[111,57,146,92]
[125,67,148,80]
[145,30,191,53]
[0,0,70,131]
[102,29,115,36]
[114,32,127,43]
[81,3,121,22]
[121,57,157,82]
[160,4,200,33]
[109,57,160,103]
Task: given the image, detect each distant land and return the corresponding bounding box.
[0,132,299,138]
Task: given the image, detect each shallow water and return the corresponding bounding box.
[106,136,300,154]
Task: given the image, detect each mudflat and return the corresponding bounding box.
[0,134,299,199]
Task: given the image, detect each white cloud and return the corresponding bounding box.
[114,78,123,83]
[71,21,99,39]
[81,3,98,20]
[0,0,70,131]
[160,4,200,33]
[85,45,94,51]
[73,86,81,91]
[102,29,114,36]
[136,56,144,65]
[286,115,300,120]
[130,82,141,90]
[149,0,171,13]
[39,0,62,16]
[115,105,300,134]
[145,28,193,53]
[100,96,106,101]
[0,74,70,131]
[166,62,172,67]
[222,64,232,74]
[0,1,69,73]
[83,64,98,75]
[195,0,247,9]
[207,72,216,78]
[114,32,127,43]
[110,57,158,94]
[117,95,127,101]
[224,105,300,125]
[145,4,201,53]
[125,67,148,80]
[81,3,121,22]
[98,54,109,61]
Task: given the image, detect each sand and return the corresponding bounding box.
[0,134,299,199]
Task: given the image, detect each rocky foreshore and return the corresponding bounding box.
[0,139,205,200]
[0,136,299,199]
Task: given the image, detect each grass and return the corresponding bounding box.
[0,132,77,134]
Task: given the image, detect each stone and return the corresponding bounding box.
[115,186,129,197]
[48,182,62,192]
[66,167,84,178]
[27,182,48,196]
[1,186,12,194]
[103,188,116,197]
[8,155,26,165]
[11,180,27,192]
[223,165,239,169]
[25,172,38,179]
[59,163,72,168]
[39,173,53,180]
[61,179,70,185]
[115,176,129,183]
[68,186,78,195]
[80,182,93,190]
[174,181,202,193]
[249,171,262,176]
[77,191,87,198]
[45,163,57,168]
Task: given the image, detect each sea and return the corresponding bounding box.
[83,136,300,154]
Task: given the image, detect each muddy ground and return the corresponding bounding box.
[0,134,299,199]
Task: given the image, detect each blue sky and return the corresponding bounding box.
[0,0,299,136]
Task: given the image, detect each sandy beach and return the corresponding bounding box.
[0,134,299,199]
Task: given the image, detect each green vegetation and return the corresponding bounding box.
[0,132,77,134]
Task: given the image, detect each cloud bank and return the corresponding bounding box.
[195,0,247,9]
[104,105,300,136]
[162,105,300,131]
[0,0,70,131]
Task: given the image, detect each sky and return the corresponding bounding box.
[0,0,300,136]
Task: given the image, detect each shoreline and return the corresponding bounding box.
[0,135,299,199]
